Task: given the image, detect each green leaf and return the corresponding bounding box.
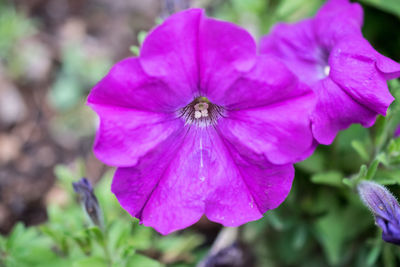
[387,138,400,164]
[72,257,108,267]
[125,254,163,267]
[374,169,400,185]
[54,164,76,187]
[130,46,139,56]
[372,115,388,150]
[292,225,308,250]
[6,223,26,250]
[351,140,370,162]
[86,227,105,245]
[275,0,324,22]
[314,205,371,265]
[107,221,131,254]
[129,225,154,251]
[266,210,285,231]
[311,171,343,187]
[343,165,368,188]
[383,243,396,267]
[366,243,382,266]
[137,31,147,46]
[366,159,381,180]
[359,0,400,18]
[295,149,326,174]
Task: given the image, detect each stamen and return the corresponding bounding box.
[178,96,224,127]
[195,111,202,119]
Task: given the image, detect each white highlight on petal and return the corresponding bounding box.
[201,109,208,117]
[324,65,330,76]
[200,137,204,168]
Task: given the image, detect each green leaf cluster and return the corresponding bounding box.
[0,162,204,267]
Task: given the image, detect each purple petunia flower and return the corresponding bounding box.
[358,181,400,245]
[260,0,400,145]
[87,9,316,234]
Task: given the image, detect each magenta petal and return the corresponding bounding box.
[141,8,257,104]
[140,9,203,104]
[91,105,184,167]
[112,127,294,234]
[316,0,363,21]
[311,78,377,144]
[314,0,363,48]
[199,15,257,101]
[218,82,315,165]
[205,131,294,225]
[329,37,395,115]
[220,55,315,110]
[376,54,400,80]
[88,58,187,112]
[260,20,325,85]
[112,129,205,235]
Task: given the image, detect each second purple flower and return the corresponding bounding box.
[260,0,400,145]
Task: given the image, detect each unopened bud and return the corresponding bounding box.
[72,178,104,229]
[358,181,400,245]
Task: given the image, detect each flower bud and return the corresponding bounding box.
[72,178,104,229]
[358,181,400,245]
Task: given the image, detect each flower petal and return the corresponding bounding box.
[112,129,205,235]
[314,0,363,49]
[198,15,257,101]
[260,20,325,85]
[217,74,316,165]
[91,105,184,167]
[140,9,203,103]
[311,78,377,145]
[204,130,294,225]
[112,127,294,234]
[376,54,400,80]
[87,58,187,112]
[218,55,315,110]
[329,37,394,115]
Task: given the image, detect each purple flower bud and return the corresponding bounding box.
[72,178,104,229]
[203,243,246,267]
[358,181,400,245]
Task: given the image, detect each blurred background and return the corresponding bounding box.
[1,0,400,266]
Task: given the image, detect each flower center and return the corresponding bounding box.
[323,65,330,76]
[316,47,330,79]
[179,96,224,127]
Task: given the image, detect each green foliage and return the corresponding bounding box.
[359,0,400,18]
[130,30,148,56]
[0,163,205,267]
[211,0,325,38]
